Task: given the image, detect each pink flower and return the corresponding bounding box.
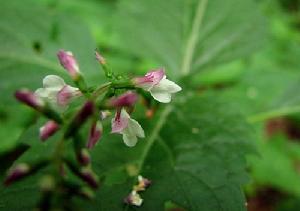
[15,89,45,110]
[35,75,81,110]
[109,91,138,108]
[57,50,80,80]
[133,68,182,103]
[111,109,144,147]
[87,121,103,149]
[4,163,30,186]
[39,120,60,141]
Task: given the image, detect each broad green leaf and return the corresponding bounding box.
[0,94,255,210]
[0,0,101,104]
[116,0,266,78]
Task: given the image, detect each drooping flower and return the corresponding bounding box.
[57,50,81,80]
[35,75,81,109]
[111,109,144,147]
[108,91,138,108]
[87,121,103,149]
[133,68,182,103]
[39,120,60,141]
[124,191,143,206]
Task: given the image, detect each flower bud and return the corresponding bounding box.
[87,121,103,149]
[64,101,95,138]
[124,191,143,206]
[15,89,44,110]
[4,163,30,186]
[95,50,106,65]
[39,120,60,142]
[77,148,91,166]
[108,91,138,108]
[80,168,99,189]
[57,50,80,80]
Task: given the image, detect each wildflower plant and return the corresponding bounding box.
[7,49,181,209]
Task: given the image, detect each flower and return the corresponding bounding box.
[4,163,30,186]
[133,175,152,191]
[39,120,60,141]
[57,50,80,80]
[124,191,143,206]
[108,91,138,108]
[111,109,145,147]
[133,68,182,103]
[87,121,103,149]
[35,75,80,109]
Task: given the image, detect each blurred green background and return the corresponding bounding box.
[1,0,300,210]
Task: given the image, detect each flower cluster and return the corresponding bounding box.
[8,49,181,209]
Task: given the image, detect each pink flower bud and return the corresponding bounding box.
[109,91,138,108]
[80,168,99,189]
[77,148,91,166]
[39,120,60,141]
[4,163,30,186]
[15,89,44,110]
[87,121,103,149]
[57,50,80,80]
[95,50,106,65]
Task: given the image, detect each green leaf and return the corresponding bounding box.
[0,0,100,104]
[82,93,254,210]
[116,0,266,78]
[0,94,254,210]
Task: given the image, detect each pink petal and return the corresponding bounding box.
[111,109,129,133]
[109,91,138,108]
[57,85,80,106]
[133,68,165,89]
[15,89,44,109]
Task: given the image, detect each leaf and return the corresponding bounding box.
[0,0,100,104]
[0,94,254,210]
[116,0,266,78]
[81,93,254,210]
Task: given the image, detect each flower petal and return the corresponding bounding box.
[111,109,129,133]
[153,78,182,93]
[43,75,65,89]
[149,91,171,103]
[128,119,145,138]
[122,130,138,147]
[57,85,80,106]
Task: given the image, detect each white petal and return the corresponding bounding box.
[128,119,145,138]
[43,75,65,89]
[122,130,138,147]
[154,78,182,93]
[150,91,171,103]
[35,88,50,98]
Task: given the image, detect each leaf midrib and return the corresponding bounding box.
[181,0,208,76]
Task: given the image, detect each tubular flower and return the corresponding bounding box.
[111,109,144,147]
[35,75,81,109]
[133,68,182,103]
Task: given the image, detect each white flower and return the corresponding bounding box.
[111,109,145,147]
[124,191,143,206]
[35,75,80,109]
[133,68,182,103]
